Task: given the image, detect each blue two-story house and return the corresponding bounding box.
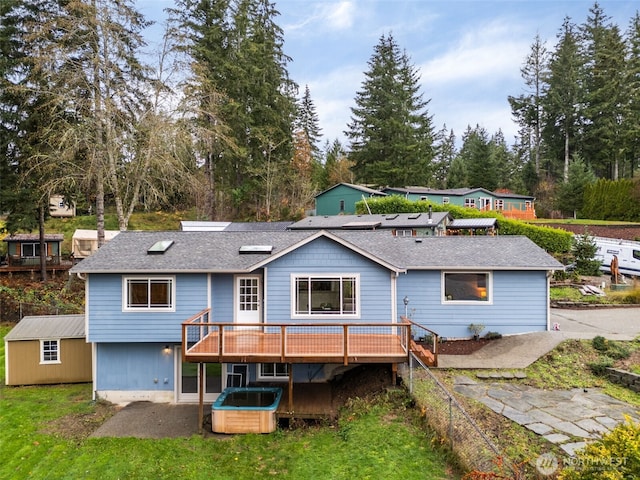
[70,229,561,408]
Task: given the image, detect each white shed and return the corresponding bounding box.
[71,229,120,259]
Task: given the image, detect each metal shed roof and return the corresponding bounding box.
[4,314,86,341]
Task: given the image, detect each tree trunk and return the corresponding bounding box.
[38,204,47,283]
[96,176,105,248]
[563,126,570,182]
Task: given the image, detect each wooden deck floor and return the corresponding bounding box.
[185,331,408,364]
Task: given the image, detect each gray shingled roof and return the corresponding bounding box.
[70,230,562,274]
[4,234,64,242]
[4,314,85,341]
[289,212,450,230]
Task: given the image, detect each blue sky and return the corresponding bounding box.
[137,1,639,148]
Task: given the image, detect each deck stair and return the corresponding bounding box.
[410,340,437,367]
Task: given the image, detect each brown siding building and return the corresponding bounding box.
[4,314,91,386]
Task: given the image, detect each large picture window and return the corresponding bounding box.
[124,277,175,311]
[443,272,491,303]
[292,274,358,316]
[40,339,60,364]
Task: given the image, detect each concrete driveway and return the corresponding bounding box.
[550,306,639,341]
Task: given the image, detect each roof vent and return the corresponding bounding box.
[147,240,174,254]
[415,238,423,243]
[239,245,273,254]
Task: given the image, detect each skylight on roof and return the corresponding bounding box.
[408,213,421,219]
[147,240,174,254]
[239,245,273,254]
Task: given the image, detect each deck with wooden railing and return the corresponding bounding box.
[182,309,416,365]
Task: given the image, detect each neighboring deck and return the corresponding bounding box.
[182,309,413,366]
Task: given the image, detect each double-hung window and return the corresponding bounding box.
[40,339,60,364]
[442,272,492,304]
[124,277,175,311]
[292,274,358,317]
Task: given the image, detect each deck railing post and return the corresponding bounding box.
[343,325,348,365]
[281,325,286,362]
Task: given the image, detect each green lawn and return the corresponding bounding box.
[0,326,457,480]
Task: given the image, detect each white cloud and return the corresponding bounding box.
[325,1,356,30]
[283,1,357,34]
[421,19,529,87]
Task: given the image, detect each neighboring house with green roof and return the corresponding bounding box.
[382,187,536,220]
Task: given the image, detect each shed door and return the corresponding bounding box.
[236,275,261,327]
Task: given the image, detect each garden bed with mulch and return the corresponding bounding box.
[420,338,494,355]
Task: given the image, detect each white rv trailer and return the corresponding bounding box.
[592,236,640,277]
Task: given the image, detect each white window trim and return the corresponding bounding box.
[40,339,61,364]
[395,229,414,237]
[464,198,476,208]
[257,363,289,381]
[291,273,360,319]
[122,276,176,312]
[442,197,450,204]
[441,271,493,305]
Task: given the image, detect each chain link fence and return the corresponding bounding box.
[406,354,522,477]
[0,300,82,323]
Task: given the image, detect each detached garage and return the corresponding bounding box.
[4,314,91,386]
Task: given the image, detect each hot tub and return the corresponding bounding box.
[211,387,283,434]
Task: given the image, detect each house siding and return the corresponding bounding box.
[95,343,174,393]
[264,237,394,323]
[87,273,208,343]
[315,185,384,215]
[397,270,548,338]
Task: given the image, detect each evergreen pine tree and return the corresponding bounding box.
[346,33,435,187]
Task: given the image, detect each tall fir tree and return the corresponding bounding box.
[432,126,456,189]
[346,33,435,187]
[580,2,626,180]
[457,125,496,190]
[624,12,640,179]
[508,34,549,175]
[295,85,322,158]
[170,0,296,220]
[542,17,582,181]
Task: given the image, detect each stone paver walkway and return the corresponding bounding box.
[454,376,640,456]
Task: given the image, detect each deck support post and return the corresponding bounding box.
[198,362,204,434]
[391,363,397,386]
[288,365,293,412]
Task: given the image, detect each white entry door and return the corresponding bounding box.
[236,275,261,327]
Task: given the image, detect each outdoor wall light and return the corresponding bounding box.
[162,345,172,355]
[403,296,409,317]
